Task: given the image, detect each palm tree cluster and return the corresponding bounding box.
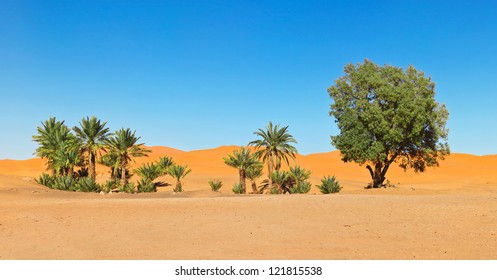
[33,116,151,192]
[223,121,326,194]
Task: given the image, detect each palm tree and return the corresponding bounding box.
[52,139,83,176]
[289,165,311,186]
[73,116,111,180]
[33,117,76,175]
[246,162,263,194]
[104,128,151,186]
[248,122,298,192]
[168,164,192,192]
[223,147,259,194]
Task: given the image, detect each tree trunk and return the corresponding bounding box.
[239,169,246,194]
[89,152,96,180]
[174,180,182,192]
[251,180,258,194]
[366,161,390,188]
[120,159,127,186]
[266,155,274,194]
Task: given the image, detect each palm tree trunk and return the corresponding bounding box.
[120,158,127,186]
[267,155,274,194]
[89,152,96,180]
[251,180,258,194]
[239,169,246,194]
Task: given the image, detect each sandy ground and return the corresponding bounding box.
[1,146,497,259]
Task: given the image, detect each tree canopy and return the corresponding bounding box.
[328,60,450,188]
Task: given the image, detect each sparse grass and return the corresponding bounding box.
[208,179,223,192]
[317,176,341,194]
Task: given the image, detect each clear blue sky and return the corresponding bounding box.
[1,0,496,159]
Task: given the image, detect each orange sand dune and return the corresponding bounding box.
[1,146,497,194]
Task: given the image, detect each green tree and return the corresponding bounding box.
[223,147,259,194]
[248,122,298,192]
[328,60,450,188]
[33,117,77,175]
[246,162,263,194]
[168,164,191,192]
[73,116,111,180]
[104,128,151,186]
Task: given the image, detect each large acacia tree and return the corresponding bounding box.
[328,60,450,188]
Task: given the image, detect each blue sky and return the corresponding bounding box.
[1,0,496,159]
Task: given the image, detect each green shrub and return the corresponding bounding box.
[317,176,342,194]
[268,186,280,194]
[101,180,116,193]
[232,182,244,194]
[52,175,76,191]
[75,177,101,192]
[208,179,223,192]
[35,173,56,188]
[137,179,156,193]
[289,181,312,194]
[118,182,135,193]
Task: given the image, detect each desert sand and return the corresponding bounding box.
[1,146,497,259]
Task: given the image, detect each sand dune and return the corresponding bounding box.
[1,146,497,259]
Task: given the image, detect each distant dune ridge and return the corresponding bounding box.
[1,145,496,194]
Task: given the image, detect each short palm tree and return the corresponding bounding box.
[223,147,259,194]
[104,128,151,185]
[246,162,263,194]
[73,116,111,180]
[270,170,290,193]
[33,117,76,175]
[52,139,83,176]
[248,122,298,192]
[168,164,192,192]
[289,165,311,186]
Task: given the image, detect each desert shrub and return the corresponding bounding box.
[100,180,116,193]
[232,182,244,194]
[289,181,312,194]
[75,177,101,192]
[35,173,56,188]
[317,176,341,194]
[52,175,76,191]
[137,179,156,193]
[268,186,280,194]
[208,179,223,192]
[118,182,135,194]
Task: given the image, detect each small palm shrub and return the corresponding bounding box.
[101,180,116,192]
[208,179,223,192]
[75,177,101,192]
[290,181,312,194]
[232,182,244,194]
[317,176,342,194]
[52,175,76,191]
[118,182,135,193]
[268,186,280,194]
[137,178,156,193]
[35,173,56,188]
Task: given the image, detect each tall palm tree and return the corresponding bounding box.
[223,147,259,194]
[168,164,192,192]
[104,128,151,185]
[73,116,111,180]
[33,117,75,175]
[248,122,298,192]
[246,162,263,194]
